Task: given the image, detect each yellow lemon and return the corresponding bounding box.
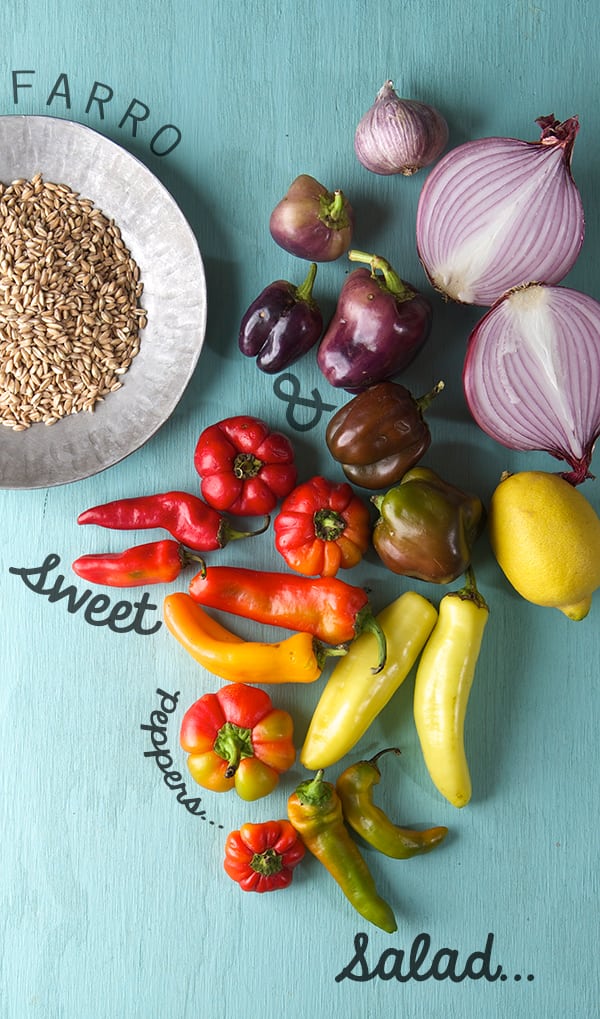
[488,470,600,620]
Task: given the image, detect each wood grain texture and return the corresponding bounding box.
[1,1,599,1017]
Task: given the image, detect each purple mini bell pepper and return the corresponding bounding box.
[317,250,432,391]
[238,263,324,374]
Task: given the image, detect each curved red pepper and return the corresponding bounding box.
[72,539,204,587]
[224,820,305,892]
[77,490,267,552]
[193,415,298,516]
[273,475,371,577]
[188,565,387,672]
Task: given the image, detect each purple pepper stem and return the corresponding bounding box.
[294,262,318,304]
[318,189,351,229]
[348,249,415,303]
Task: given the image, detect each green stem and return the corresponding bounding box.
[455,567,489,610]
[348,249,414,302]
[295,769,331,807]
[295,262,318,303]
[313,508,346,541]
[416,380,445,413]
[354,605,387,674]
[213,721,254,777]
[251,847,283,876]
[318,189,351,229]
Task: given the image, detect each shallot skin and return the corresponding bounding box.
[354,81,449,176]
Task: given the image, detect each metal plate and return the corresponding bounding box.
[0,115,207,489]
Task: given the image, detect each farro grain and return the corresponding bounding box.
[0,174,146,430]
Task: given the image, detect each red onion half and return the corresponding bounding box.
[463,284,600,484]
[416,115,584,306]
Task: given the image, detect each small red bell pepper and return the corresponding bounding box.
[77,490,268,552]
[180,683,296,801]
[193,415,298,516]
[224,820,305,892]
[72,539,205,587]
[273,475,371,577]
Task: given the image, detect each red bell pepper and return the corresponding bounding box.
[180,683,296,801]
[224,820,305,892]
[193,415,298,516]
[273,475,371,577]
[77,490,268,551]
[72,539,205,587]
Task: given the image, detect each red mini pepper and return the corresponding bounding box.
[193,415,298,516]
[188,565,387,672]
[77,490,268,552]
[224,820,305,892]
[180,683,296,801]
[273,475,371,577]
[72,539,204,587]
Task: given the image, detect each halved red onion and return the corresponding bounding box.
[463,283,600,484]
[416,116,584,307]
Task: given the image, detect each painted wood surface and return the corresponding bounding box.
[1,1,599,1017]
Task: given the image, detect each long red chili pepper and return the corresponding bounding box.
[77,491,269,552]
[188,565,387,671]
[72,539,205,588]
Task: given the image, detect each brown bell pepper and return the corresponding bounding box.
[325,381,443,490]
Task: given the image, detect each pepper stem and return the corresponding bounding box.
[455,567,489,611]
[369,747,402,768]
[348,249,415,302]
[294,262,318,304]
[294,769,332,807]
[318,189,349,228]
[250,847,283,876]
[416,380,445,413]
[213,721,254,777]
[313,508,346,542]
[219,514,271,547]
[353,605,387,673]
[233,452,263,479]
[313,640,349,669]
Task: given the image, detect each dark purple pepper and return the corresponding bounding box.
[317,251,432,391]
[238,263,323,374]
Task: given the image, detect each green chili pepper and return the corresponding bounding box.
[336,748,448,859]
[287,771,397,934]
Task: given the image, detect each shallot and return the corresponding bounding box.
[416,115,584,306]
[463,283,600,484]
[354,81,448,176]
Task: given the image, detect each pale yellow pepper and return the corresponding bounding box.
[413,570,489,808]
[300,590,438,770]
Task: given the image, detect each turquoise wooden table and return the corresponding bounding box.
[2,1,599,1017]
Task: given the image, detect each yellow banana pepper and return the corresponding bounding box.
[300,590,438,770]
[413,569,489,808]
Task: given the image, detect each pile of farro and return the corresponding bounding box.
[0,172,146,431]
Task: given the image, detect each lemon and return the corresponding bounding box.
[488,470,600,620]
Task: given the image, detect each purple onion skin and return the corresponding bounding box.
[238,276,323,374]
[269,174,354,262]
[316,268,432,391]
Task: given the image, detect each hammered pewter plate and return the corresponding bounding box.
[0,115,207,489]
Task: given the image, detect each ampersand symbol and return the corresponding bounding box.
[273,372,337,432]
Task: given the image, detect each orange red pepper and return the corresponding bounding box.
[180,683,296,801]
[224,820,305,892]
[273,474,371,577]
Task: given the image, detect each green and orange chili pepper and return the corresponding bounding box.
[224,820,305,892]
[78,490,269,552]
[336,748,448,859]
[180,683,296,801]
[287,770,397,933]
[188,565,387,671]
[163,592,346,684]
[72,539,205,588]
[273,474,371,577]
